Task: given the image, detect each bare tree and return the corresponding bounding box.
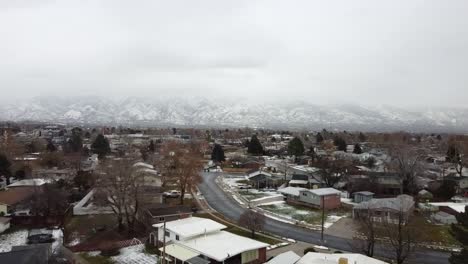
[380,201,416,264]
[158,141,203,204]
[239,210,266,238]
[387,146,424,194]
[96,158,144,232]
[316,158,350,187]
[352,207,376,257]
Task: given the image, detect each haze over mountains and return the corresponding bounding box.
[1,96,467,132]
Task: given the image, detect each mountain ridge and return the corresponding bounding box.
[1,96,467,132]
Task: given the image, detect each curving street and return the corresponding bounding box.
[198,172,450,264]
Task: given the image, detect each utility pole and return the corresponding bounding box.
[162,220,166,264]
[321,196,325,244]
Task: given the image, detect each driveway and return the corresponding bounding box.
[198,172,450,264]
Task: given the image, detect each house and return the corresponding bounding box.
[431,211,457,225]
[145,204,193,228]
[153,217,268,264]
[247,170,281,188]
[0,217,10,233]
[297,188,342,210]
[278,187,307,201]
[289,174,309,187]
[444,175,468,193]
[353,195,415,224]
[266,251,301,264]
[0,187,35,216]
[7,179,47,189]
[297,252,388,264]
[353,191,374,203]
[0,243,52,264]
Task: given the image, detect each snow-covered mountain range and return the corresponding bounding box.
[1,96,467,132]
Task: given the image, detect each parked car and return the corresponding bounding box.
[163,190,181,198]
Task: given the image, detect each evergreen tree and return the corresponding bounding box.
[449,206,468,264]
[0,154,12,185]
[334,137,347,152]
[288,137,305,156]
[68,128,83,153]
[46,141,57,152]
[91,134,111,158]
[316,132,324,143]
[353,143,363,154]
[436,134,442,141]
[447,145,460,163]
[211,144,226,162]
[148,140,155,152]
[247,135,264,155]
[358,132,367,142]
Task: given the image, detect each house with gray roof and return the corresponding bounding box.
[353,195,415,224]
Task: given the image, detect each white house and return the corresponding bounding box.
[0,217,10,233]
[153,217,268,263]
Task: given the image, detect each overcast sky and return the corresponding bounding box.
[1,0,468,107]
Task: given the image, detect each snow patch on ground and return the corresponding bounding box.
[112,244,158,264]
[0,229,28,252]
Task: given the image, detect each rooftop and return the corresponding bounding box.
[8,179,47,188]
[354,195,414,212]
[297,252,388,264]
[308,188,341,196]
[178,230,269,262]
[278,186,307,197]
[267,251,301,264]
[153,217,226,238]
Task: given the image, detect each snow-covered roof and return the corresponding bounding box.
[297,252,388,264]
[355,195,414,212]
[278,187,307,197]
[8,179,47,188]
[133,162,154,170]
[178,230,269,262]
[289,180,309,185]
[429,202,468,213]
[153,217,226,238]
[248,170,272,178]
[267,251,301,264]
[159,244,200,261]
[307,188,341,196]
[354,191,374,196]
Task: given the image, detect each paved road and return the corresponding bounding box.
[198,172,450,264]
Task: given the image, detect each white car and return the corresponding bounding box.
[163,190,181,198]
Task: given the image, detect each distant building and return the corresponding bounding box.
[353,191,374,203]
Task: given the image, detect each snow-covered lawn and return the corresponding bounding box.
[259,201,347,228]
[112,244,158,264]
[222,176,248,188]
[238,189,279,201]
[0,229,28,252]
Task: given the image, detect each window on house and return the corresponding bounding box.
[302,193,307,196]
[176,235,180,241]
[159,217,165,221]
[164,231,170,237]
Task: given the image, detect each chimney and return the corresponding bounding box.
[338,258,349,264]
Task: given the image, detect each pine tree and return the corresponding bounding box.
[91,134,111,158]
[449,206,468,264]
[288,137,305,156]
[46,141,57,152]
[316,133,324,143]
[334,137,347,152]
[68,129,83,153]
[0,154,12,185]
[247,135,264,155]
[211,144,226,162]
[353,143,363,154]
[447,145,460,163]
[358,132,367,142]
[148,140,155,152]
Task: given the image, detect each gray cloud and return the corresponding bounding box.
[1,0,468,107]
